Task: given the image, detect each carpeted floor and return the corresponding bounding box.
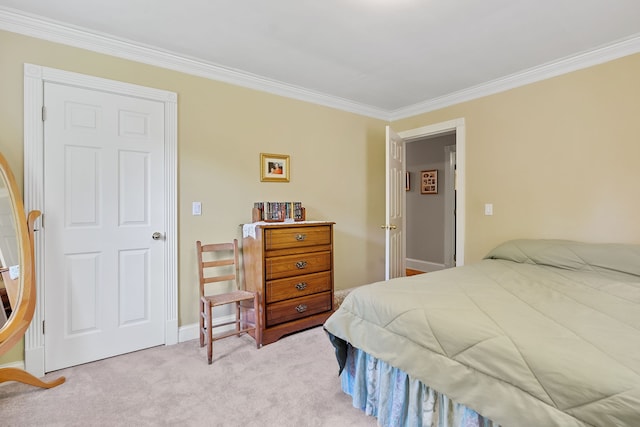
[0,326,377,427]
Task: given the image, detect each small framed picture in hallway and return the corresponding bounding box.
[420,170,437,194]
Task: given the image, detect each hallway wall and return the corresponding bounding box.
[406,134,455,270]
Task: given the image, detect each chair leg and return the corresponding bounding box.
[206,303,213,365]
[236,301,241,334]
[199,299,205,348]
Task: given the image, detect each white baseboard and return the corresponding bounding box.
[406,258,446,273]
[0,360,25,370]
[179,323,199,342]
[178,314,236,343]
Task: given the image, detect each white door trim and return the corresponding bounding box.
[399,118,466,266]
[23,63,178,376]
[444,145,456,268]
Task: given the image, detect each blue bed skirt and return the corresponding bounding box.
[341,345,499,427]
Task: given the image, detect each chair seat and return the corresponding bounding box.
[202,290,256,307]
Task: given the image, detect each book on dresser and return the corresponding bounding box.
[252,201,305,222]
[242,221,335,345]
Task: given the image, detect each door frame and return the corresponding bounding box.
[444,144,456,268]
[398,118,466,267]
[23,64,178,376]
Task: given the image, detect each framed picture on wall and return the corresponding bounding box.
[420,170,437,194]
[260,153,290,182]
[405,172,410,191]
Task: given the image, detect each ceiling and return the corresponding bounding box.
[2,1,640,119]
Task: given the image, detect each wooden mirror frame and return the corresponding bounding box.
[0,153,64,388]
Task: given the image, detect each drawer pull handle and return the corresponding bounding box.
[295,233,306,241]
[295,282,308,291]
[295,261,308,269]
[295,304,308,313]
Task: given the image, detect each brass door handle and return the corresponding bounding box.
[379,225,397,230]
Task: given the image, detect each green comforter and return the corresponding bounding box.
[324,240,640,426]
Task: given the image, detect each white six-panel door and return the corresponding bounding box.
[43,82,166,371]
[385,126,405,280]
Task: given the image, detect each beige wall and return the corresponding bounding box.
[0,30,387,364]
[394,53,640,261]
[2,29,640,365]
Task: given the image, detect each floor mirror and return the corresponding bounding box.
[0,152,64,389]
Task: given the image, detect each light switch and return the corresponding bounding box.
[192,202,202,216]
[484,203,493,216]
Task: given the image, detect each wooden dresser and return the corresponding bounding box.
[242,221,334,345]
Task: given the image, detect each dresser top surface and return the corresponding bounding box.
[242,221,334,239]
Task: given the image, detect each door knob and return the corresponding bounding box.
[152,232,163,240]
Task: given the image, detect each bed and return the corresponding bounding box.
[324,239,640,427]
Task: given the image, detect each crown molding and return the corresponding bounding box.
[2,7,640,123]
[390,33,640,121]
[0,7,389,120]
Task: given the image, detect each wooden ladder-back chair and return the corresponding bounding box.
[197,239,261,364]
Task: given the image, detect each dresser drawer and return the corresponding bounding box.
[266,292,332,327]
[266,271,332,304]
[264,225,331,251]
[265,251,331,280]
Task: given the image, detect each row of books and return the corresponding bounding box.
[253,201,304,221]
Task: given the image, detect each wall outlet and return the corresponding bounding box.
[484,203,493,216]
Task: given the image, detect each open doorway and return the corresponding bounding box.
[406,132,456,273]
[393,118,465,275]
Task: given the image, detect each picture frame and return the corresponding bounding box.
[260,153,290,182]
[420,170,438,194]
[405,171,410,191]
